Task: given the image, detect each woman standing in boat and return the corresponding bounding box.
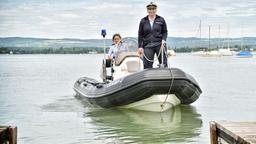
[137,2,168,69]
[107,33,126,59]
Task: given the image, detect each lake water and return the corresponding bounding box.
[0,54,255,144]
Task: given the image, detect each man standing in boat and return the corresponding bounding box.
[137,2,168,69]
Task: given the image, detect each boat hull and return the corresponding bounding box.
[74,68,202,112]
[119,94,181,112]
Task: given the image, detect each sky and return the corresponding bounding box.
[0,0,256,39]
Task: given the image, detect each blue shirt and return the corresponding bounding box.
[107,43,127,59]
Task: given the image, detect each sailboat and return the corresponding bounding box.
[191,22,222,57]
[167,49,176,57]
[218,24,234,56]
[236,25,253,58]
[201,25,221,57]
[236,51,253,58]
[191,20,205,56]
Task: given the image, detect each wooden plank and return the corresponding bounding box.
[218,121,256,144]
[211,121,256,144]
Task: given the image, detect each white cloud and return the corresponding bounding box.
[39,17,60,25]
[0,0,255,38]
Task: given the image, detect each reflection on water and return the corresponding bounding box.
[41,96,202,144]
[85,105,202,143]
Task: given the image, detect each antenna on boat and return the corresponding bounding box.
[101,29,107,82]
[101,29,107,58]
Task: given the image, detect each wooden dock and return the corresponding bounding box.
[0,126,17,144]
[210,121,256,144]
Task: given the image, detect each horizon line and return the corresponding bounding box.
[1,36,256,40]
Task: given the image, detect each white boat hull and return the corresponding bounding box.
[120,94,181,112]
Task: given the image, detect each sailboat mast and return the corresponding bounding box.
[218,25,220,49]
[241,24,244,51]
[200,20,202,48]
[208,25,211,50]
[200,20,202,40]
[227,23,230,49]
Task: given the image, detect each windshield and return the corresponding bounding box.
[115,37,139,66]
[122,37,138,52]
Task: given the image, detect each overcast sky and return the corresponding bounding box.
[0,0,256,39]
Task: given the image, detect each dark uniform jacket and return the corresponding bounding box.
[138,15,168,48]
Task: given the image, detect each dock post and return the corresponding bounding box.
[210,121,218,144]
[8,126,17,144]
[0,126,17,144]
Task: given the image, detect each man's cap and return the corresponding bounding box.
[146,2,157,8]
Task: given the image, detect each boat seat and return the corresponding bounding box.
[115,52,139,66]
[121,60,140,73]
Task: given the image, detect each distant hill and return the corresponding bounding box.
[0,37,255,54]
[166,37,256,49]
[1,37,256,49]
[0,37,112,49]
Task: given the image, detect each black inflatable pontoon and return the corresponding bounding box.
[73,68,202,109]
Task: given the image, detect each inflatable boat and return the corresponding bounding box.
[74,38,202,112]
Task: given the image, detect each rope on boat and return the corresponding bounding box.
[159,44,174,111]
[142,43,164,63]
[140,43,174,111]
[138,43,175,111]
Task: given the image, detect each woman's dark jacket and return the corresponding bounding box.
[138,15,168,48]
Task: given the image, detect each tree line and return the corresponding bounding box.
[0,44,254,54]
[0,47,105,54]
